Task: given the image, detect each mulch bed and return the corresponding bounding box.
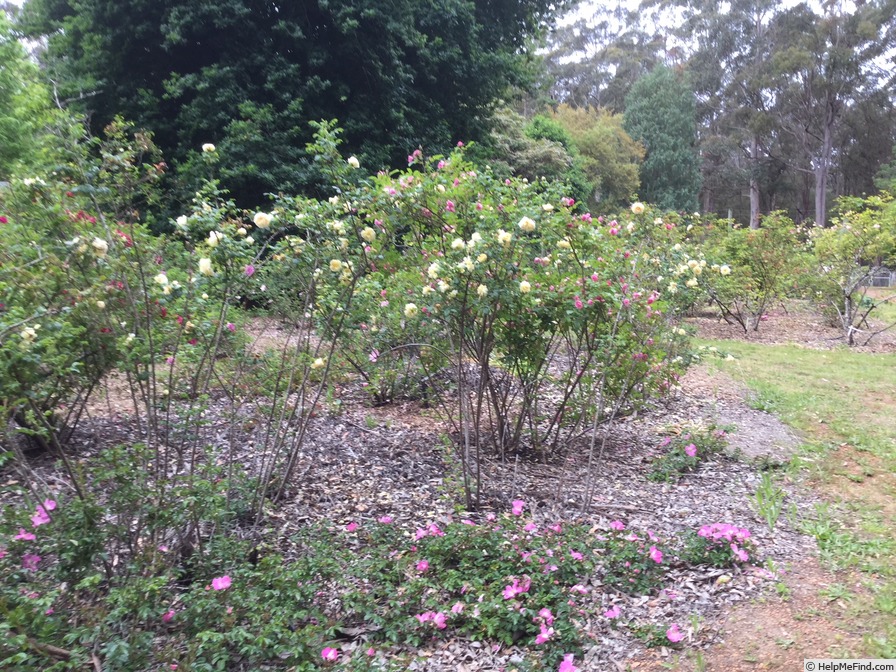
[8,358,825,670]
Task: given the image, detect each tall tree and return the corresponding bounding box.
[541,6,666,113]
[551,103,644,207]
[772,1,895,226]
[21,0,571,205]
[0,10,51,178]
[623,66,701,211]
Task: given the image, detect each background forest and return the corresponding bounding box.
[4,0,895,227]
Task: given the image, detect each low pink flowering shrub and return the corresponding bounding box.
[648,425,729,482]
[597,525,671,595]
[683,523,756,567]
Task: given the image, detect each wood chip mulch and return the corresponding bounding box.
[5,358,828,671]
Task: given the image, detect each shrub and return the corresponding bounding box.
[808,192,896,345]
[701,213,806,332]
[648,425,729,482]
[681,523,755,568]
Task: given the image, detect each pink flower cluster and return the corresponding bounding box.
[666,623,684,642]
[414,610,448,629]
[558,653,579,671]
[533,607,555,644]
[698,522,752,562]
[502,575,532,600]
[414,522,445,540]
[31,499,57,527]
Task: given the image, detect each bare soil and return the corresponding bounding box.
[687,300,896,353]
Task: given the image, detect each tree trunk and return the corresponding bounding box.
[815,103,835,228]
[749,134,761,229]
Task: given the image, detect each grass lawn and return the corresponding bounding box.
[703,339,896,657]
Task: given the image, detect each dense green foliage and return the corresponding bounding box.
[21,0,570,206]
[0,13,52,178]
[623,67,701,212]
[551,104,644,208]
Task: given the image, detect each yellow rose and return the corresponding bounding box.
[497,229,513,246]
[631,202,645,215]
[519,280,531,293]
[329,259,343,272]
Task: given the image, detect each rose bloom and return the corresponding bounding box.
[92,237,109,257]
[310,357,326,370]
[476,284,488,297]
[199,258,213,276]
[519,280,531,293]
[497,229,513,246]
[329,259,343,272]
[20,326,38,343]
[347,156,360,168]
[207,231,224,247]
[202,143,216,153]
[404,303,419,318]
[517,216,536,233]
[631,202,645,214]
[253,212,273,229]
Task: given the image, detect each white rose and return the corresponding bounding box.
[253,212,273,229]
[199,258,213,276]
